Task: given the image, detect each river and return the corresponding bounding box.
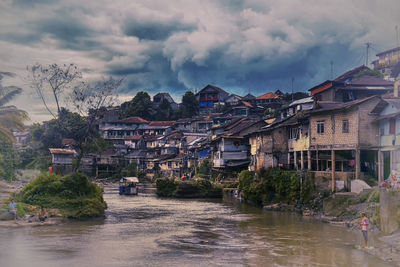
[0,187,392,267]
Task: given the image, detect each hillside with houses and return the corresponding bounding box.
[11,48,398,195]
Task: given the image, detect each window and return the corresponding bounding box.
[289,127,299,139]
[389,119,396,135]
[342,120,349,133]
[380,128,385,136]
[317,120,325,134]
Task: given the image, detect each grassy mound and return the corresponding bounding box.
[16,172,107,219]
[156,178,222,198]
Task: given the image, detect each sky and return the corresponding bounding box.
[1,0,400,122]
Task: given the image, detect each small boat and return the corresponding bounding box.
[119,177,139,195]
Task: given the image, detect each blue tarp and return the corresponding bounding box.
[199,148,210,159]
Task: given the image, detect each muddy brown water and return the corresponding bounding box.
[0,187,393,267]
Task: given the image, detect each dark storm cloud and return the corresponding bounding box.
[1,0,400,122]
[35,16,97,50]
[123,19,196,40]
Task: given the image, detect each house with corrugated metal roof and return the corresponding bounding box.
[309,65,393,102]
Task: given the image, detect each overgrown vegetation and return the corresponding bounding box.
[14,172,106,219]
[155,178,222,198]
[238,168,316,207]
[196,158,211,177]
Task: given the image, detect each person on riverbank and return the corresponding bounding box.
[38,207,48,223]
[8,199,17,220]
[361,212,369,247]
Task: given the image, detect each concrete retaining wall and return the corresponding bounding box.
[380,189,400,234]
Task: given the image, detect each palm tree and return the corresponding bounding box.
[0,72,29,142]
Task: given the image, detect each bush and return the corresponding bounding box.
[16,172,107,219]
[155,178,222,198]
[238,168,316,206]
[155,178,177,197]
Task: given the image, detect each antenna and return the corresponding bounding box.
[291,77,294,102]
[396,25,399,47]
[365,42,371,66]
[330,60,334,79]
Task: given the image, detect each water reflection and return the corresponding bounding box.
[0,187,393,267]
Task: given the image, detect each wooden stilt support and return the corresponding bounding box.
[307,151,311,170]
[378,150,383,183]
[300,150,304,170]
[355,149,361,180]
[331,150,335,192]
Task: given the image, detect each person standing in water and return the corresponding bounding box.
[8,199,17,220]
[361,212,369,247]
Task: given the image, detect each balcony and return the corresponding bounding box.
[220,144,248,152]
[222,151,248,160]
[380,135,400,146]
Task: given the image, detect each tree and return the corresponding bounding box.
[123,91,153,120]
[69,77,122,171]
[27,63,122,173]
[28,63,82,118]
[179,91,198,118]
[353,68,384,79]
[282,92,309,102]
[0,72,29,142]
[154,99,173,120]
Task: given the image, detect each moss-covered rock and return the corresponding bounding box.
[15,172,107,219]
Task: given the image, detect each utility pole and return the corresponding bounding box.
[365,42,371,66]
[396,25,399,47]
[330,60,334,79]
[291,77,294,102]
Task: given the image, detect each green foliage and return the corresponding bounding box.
[154,99,173,120]
[353,68,383,79]
[121,162,138,177]
[17,172,106,219]
[0,73,29,143]
[366,189,380,203]
[155,178,177,197]
[238,168,315,206]
[155,178,222,198]
[282,92,309,102]
[123,91,153,120]
[32,109,91,151]
[197,158,211,176]
[0,141,20,181]
[179,91,198,118]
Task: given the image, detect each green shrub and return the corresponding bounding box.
[238,168,315,207]
[155,178,222,198]
[366,189,380,203]
[155,178,177,197]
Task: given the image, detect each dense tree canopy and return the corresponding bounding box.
[179,91,198,118]
[123,91,153,120]
[154,99,173,120]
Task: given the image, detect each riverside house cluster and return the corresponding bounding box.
[45,47,400,191]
